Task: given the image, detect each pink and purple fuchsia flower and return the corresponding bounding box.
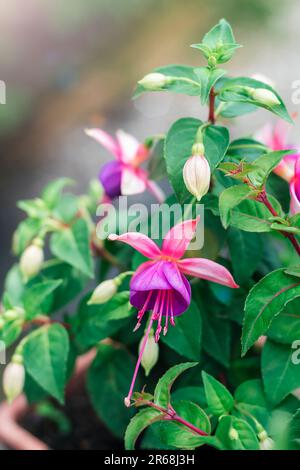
[255,121,300,182]
[85,128,164,202]
[290,156,300,215]
[108,217,239,406]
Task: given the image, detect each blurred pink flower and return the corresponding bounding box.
[255,122,300,182]
[290,156,300,215]
[85,128,164,202]
[108,217,238,405]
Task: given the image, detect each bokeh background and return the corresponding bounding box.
[1,0,300,288]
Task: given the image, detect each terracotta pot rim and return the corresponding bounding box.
[0,349,96,451]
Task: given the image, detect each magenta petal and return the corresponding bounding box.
[85,128,121,158]
[108,232,161,259]
[162,217,200,259]
[178,258,239,288]
[99,161,122,199]
[130,261,191,316]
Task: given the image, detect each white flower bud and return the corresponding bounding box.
[229,427,239,441]
[251,88,280,107]
[138,73,169,90]
[259,435,274,450]
[3,362,25,403]
[4,307,25,321]
[183,154,211,201]
[139,329,159,376]
[20,239,44,279]
[88,279,118,305]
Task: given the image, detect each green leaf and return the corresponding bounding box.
[154,362,197,408]
[50,218,94,278]
[227,228,263,284]
[147,138,167,181]
[0,319,23,348]
[23,279,63,320]
[23,324,69,403]
[201,307,231,367]
[52,193,79,224]
[12,218,43,256]
[285,265,300,278]
[267,298,300,344]
[234,379,269,428]
[193,67,226,104]
[229,196,282,232]
[219,185,255,229]
[262,339,300,405]
[192,19,240,64]
[161,301,201,361]
[41,178,74,210]
[242,268,300,355]
[17,198,49,219]
[165,117,229,203]
[219,77,292,123]
[87,344,138,438]
[158,401,211,450]
[289,410,300,450]
[248,150,295,188]
[74,291,133,350]
[227,138,267,161]
[216,415,260,450]
[201,371,234,417]
[3,264,24,306]
[125,408,163,450]
[135,65,202,98]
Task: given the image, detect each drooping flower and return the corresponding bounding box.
[290,156,300,215]
[255,121,300,181]
[85,128,164,202]
[108,217,239,406]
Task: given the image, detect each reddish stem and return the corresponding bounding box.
[258,190,300,256]
[144,401,208,437]
[208,87,216,124]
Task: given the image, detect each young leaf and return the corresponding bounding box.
[50,218,94,278]
[161,301,201,361]
[248,150,295,188]
[12,218,43,256]
[17,198,49,219]
[87,344,138,438]
[229,196,282,232]
[165,117,229,203]
[154,362,198,408]
[201,371,234,417]
[41,178,74,210]
[219,185,255,228]
[191,19,240,64]
[242,269,300,355]
[262,339,300,405]
[125,408,163,450]
[193,67,226,104]
[23,324,69,403]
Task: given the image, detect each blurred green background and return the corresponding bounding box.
[1,0,300,286]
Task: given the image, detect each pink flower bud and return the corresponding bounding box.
[183,153,211,201]
[3,362,25,403]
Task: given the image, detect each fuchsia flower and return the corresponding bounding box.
[255,122,300,181]
[290,156,300,215]
[108,217,239,406]
[85,128,164,202]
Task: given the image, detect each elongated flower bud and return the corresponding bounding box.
[251,88,280,106]
[183,144,211,201]
[3,361,25,403]
[139,328,159,376]
[138,73,169,90]
[88,279,117,305]
[20,239,44,279]
[258,430,274,450]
